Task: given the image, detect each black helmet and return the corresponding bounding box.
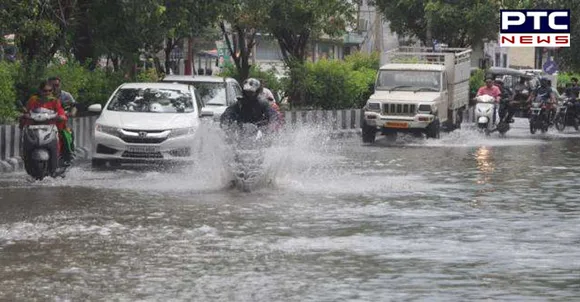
[242,78,262,98]
[539,77,550,87]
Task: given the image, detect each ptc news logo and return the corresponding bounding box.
[500,9,570,47]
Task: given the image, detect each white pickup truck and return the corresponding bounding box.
[362,47,472,143]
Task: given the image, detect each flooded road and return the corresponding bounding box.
[1,119,580,301]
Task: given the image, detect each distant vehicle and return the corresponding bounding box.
[362,47,472,143]
[86,82,206,168]
[160,75,242,119]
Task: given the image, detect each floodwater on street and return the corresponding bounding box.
[0,119,579,301]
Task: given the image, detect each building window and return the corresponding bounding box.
[502,53,508,67]
[317,43,336,60]
[495,53,501,67]
[255,38,283,61]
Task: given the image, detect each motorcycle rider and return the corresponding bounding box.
[20,80,71,164]
[48,76,76,163]
[495,79,516,123]
[528,77,557,123]
[476,77,502,124]
[220,78,278,133]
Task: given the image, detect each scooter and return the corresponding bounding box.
[20,108,69,180]
[474,95,497,135]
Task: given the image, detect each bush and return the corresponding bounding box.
[291,52,379,110]
[44,61,125,107]
[0,62,18,123]
[470,68,485,95]
[557,72,580,88]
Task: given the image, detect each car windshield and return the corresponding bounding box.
[106,88,194,113]
[194,82,227,106]
[376,70,442,91]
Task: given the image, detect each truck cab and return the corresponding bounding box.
[362,47,472,143]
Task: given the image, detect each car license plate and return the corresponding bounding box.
[127,145,159,153]
[384,122,408,129]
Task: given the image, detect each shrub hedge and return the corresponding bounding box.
[0,52,382,121]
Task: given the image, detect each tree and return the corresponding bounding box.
[219,0,271,81]
[373,0,500,47]
[266,0,355,65]
[264,0,355,106]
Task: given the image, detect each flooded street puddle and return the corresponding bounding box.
[1,120,580,300]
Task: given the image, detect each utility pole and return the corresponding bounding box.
[374,7,382,52]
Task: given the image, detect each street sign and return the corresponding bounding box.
[543,58,558,75]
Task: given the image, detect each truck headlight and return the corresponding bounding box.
[366,102,381,112]
[95,124,120,137]
[170,127,196,138]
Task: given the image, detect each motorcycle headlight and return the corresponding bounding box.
[95,124,120,136]
[169,127,196,138]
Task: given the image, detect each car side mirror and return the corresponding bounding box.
[200,108,214,117]
[88,104,102,112]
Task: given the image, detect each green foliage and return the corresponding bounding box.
[374,0,501,47]
[136,68,160,82]
[557,72,580,88]
[470,68,485,94]
[344,51,381,71]
[0,62,17,123]
[43,61,125,106]
[295,52,378,110]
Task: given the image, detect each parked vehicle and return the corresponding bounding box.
[87,82,206,168]
[20,107,69,180]
[362,47,472,143]
[160,75,242,119]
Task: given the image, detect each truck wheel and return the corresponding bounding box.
[362,121,376,143]
[425,118,440,139]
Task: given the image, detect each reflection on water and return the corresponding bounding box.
[475,146,495,185]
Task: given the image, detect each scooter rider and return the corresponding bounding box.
[476,77,502,124]
[528,77,557,123]
[220,78,278,133]
[21,80,71,163]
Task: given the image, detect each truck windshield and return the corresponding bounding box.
[376,70,442,91]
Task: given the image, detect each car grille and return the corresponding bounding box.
[121,136,167,144]
[122,152,163,158]
[382,103,417,116]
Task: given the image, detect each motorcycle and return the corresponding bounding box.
[474,95,496,135]
[20,107,69,180]
[528,97,552,134]
[554,97,580,132]
[227,123,269,192]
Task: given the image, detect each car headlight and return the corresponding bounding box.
[169,127,196,138]
[95,124,120,136]
[366,102,381,112]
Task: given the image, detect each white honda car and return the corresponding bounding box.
[87,82,212,168]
